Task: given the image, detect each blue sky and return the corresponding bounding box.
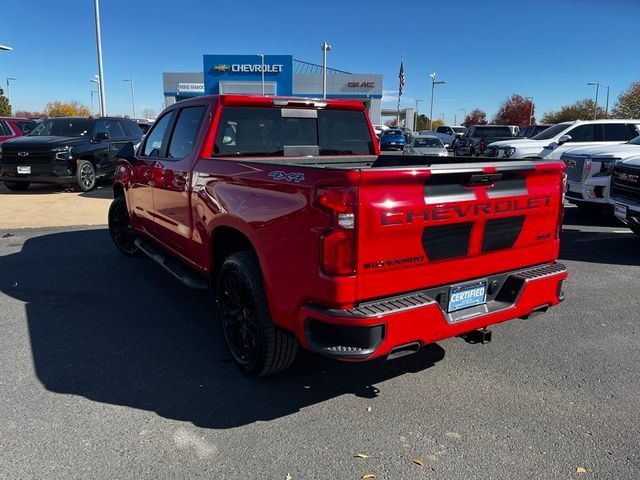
[1,0,639,122]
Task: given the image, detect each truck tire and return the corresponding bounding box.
[108,195,140,256]
[217,251,298,376]
[74,160,96,192]
[4,181,30,191]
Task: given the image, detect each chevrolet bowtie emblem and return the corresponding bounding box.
[213,64,230,72]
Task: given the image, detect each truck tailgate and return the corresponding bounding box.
[355,160,564,300]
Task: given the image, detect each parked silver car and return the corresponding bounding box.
[404,135,448,156]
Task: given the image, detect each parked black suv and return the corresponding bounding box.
[0,116,143,191]
[453,125,515,157]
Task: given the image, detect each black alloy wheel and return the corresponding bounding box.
[75,160,96,192]
[108,196,139,256]
[217,252,298,376]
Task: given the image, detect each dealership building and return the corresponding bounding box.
[162,54,383,124]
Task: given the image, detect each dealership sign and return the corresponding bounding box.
[213,64,284,73]
[177,82,205,93]
[348,81,375,88]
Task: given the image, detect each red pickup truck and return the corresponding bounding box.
[108,95,568,376]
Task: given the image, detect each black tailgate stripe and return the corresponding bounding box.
[482,215,525,253]
[422,222,473,261]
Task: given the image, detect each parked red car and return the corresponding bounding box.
[0,117,37,142]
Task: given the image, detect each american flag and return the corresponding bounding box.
[398,58,405,97]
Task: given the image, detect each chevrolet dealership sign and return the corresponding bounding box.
[213,64,284,73]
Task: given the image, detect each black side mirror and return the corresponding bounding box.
[95,131,109,142]
[116,142,136,164]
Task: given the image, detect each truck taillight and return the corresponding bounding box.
[556,172,567,240]
[317,187,357,276]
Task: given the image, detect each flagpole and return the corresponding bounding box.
[397,55,403,126]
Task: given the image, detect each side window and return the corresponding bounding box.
[142,111,175,157]
[626,124,640,140]
[167,106,206,159]
[566,125,594,142]
[106,120,125,138]
[600,123,628,141]
[0,121,11,135]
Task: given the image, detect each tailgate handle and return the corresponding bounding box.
[466,173,503,186]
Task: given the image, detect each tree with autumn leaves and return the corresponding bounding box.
[463,108,488,126]
[494,94,534,127]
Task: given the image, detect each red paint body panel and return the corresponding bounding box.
[114,95,568,362]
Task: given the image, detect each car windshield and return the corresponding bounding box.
[29,118,92,137]
[413,137,443,148]
[531,123,571,140]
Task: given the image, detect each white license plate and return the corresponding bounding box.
[17,166,31,174]
[448,280,487,313]
[614,203,627,220]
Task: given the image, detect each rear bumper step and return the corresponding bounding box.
[301,262,567,360]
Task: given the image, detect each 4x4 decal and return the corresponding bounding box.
[268,171,305,183]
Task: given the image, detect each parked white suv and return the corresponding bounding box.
[487,119,640,160]
[609,156,640,235]
[561,135,640,210]
[430,125,467,148]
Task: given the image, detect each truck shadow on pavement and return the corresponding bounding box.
[560,208,638,266]
[0,229,445,429]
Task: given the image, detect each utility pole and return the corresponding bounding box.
[94,0,107,116]
[603,85,610,116]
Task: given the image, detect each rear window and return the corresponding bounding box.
[472,127,512,138]
[384,129,403,136]
[14,120,36,134]
[413,137,443,148]
[213,107,374,156]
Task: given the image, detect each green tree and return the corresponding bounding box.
[611,81,640,119]
[414,114,431,131]
[541,99,607,123]
[43,100,91,117]
[0,87,11,116]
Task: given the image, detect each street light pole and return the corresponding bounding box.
[460,107,467,124]
[440,112,445,124]
[0,45,13,51]
[602,85,610,116]
[525,96,534,125]
[122,79,136,118]
[6,77,16,116]
[257,54,265,95]
[93,0,107,116]
[90,78,101,116]
[414,99,422,131]
[429,72,446,130]
[321,42,331,99]
[90,90,97,116]
[587,82,600,120]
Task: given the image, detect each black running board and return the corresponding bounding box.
[134,238,208,290]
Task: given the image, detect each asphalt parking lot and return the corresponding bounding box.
[0,196,639,478]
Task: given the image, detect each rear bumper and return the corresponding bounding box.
[299,263,568,361]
